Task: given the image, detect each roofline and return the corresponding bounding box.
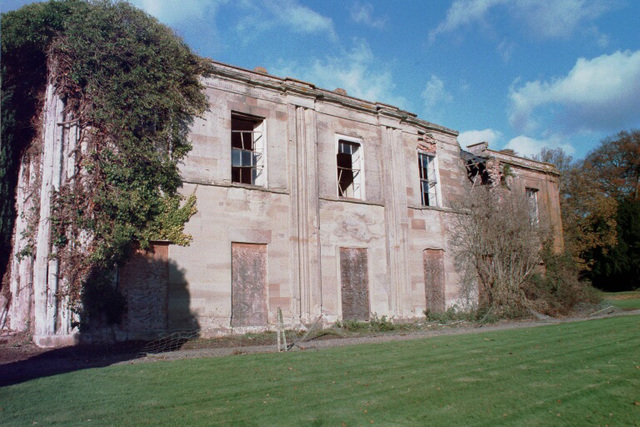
[466,142,560,176]
[205,60,459,137]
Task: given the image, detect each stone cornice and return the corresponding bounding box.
[205,60,459,137]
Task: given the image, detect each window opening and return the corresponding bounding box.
[419,153,438,206]
[337,140,362,198]
[231,114,265,185]
[526,188,539,224]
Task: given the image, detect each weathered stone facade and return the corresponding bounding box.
[464,142,564,252]
[153,61,472,337]
[3,60,564,344]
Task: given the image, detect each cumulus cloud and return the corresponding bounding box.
[429,0,611,42]
[421,75,453,121]
[458,129,502,147]
[350,2,386,29]
[130,0,225,25]
[505,135,575,158]
[271,39,408,109]
[509,50,640,133]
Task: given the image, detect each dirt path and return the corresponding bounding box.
[126,308,640,363]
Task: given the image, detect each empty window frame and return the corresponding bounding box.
[418,152,439,207]
[337,139,363,199]
[526,187,539,224]
[231,113,266,186]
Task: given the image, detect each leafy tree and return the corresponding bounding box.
[585,130,640,201]
[1,0,209,325]
[536,147,617,271]
[537,131,640,291]
[589,198,640,291]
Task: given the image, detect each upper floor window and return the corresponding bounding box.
[418,152,439,206]
[231,113,266,186]
[337,139,363,199]
[526,187,539,224]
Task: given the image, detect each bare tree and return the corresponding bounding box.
[450,186,548,316]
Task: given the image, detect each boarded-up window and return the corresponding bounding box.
[231,243,267,327]
[423,249,445,313]
[340,248,370,321]
[119,243,169,332]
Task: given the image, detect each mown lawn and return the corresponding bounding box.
[603,290,640,311]
[2,316,639,426]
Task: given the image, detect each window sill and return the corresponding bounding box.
[182,179,289,195]
[320,196,384,207]
[408,204,449,212]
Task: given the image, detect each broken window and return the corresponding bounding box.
[337,139,363,199]
[231,243,268,327]
[526,187,539,224]
[231,113,265,186]
[340,248,370,321]
[418,152,439,206]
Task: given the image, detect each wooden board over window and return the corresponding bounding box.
[231,243,268,327]
[340,247,370,321]
[423,249,445,313]
[119,242,169,332]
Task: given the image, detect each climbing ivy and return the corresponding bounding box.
[2,0,209,326]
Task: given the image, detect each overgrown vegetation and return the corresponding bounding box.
[524,247,600,316]
[334,314,399,332]
[450,186,548,317]
[537,130,640,292]
[3,316,638,425]
[1,0,209,326]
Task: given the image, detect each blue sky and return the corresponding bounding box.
[3,1,640,159]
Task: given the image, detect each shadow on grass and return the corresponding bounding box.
[1,253,200,387]
[0,340,147,387]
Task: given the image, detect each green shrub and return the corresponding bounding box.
[424,304,495,324]
[335,314,397,332]
[525,248,601,316]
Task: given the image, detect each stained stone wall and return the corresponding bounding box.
[158,61,473,336]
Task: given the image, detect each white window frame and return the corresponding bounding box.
[418,151,442,207]
[335,134,365,200]
[231,112,267,187]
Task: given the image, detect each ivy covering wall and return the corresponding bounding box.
[1,0,209,327]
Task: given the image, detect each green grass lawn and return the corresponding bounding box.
[603,290,640,311]
[2,316,639,426]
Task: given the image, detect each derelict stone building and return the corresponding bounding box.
[4,61,564,345]
[117,61,563,337]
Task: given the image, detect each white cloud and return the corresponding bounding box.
[350,2,386,29]
[497,39,516,62]
[458,129,502,148]
[430,0,611,42]
[129,0,225,25]
[513,0,609,39]
[270,39,408,109]
[234,0,336,42]
[421,75,453,121]
[505,135,575,158]
[429,0,504,43]
[509,50,640,133]
[271,0,335,35]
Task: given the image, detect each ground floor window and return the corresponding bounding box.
[340,247,370,320]
[423,248,445,313]
[231,242,268,327]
